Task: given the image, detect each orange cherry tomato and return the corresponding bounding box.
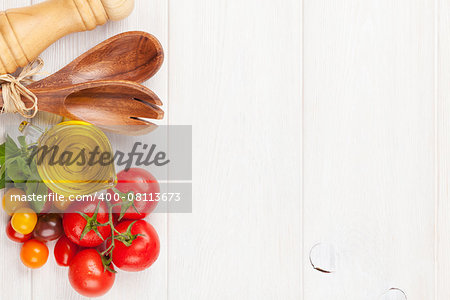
[20,239,49,269]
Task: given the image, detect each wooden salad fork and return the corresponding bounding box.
[0,81,164,136]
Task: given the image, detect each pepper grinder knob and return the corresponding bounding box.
[101,0,135,21]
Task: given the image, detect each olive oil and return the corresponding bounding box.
[27,121,116,197]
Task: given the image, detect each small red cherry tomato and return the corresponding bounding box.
[6,220,32,243]
[54,236,78,267]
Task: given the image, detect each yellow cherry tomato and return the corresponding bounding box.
[2,188,27,215]
[11,208,37,235]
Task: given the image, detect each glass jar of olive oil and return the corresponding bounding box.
[20,120,116,198]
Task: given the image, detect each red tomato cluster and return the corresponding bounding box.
[4,168,161,298]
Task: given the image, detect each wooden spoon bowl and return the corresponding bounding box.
[30,31,164,89]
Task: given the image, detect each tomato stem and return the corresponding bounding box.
[111,187,142,221]
[99,203,122,258]
[76,201,107,241]
[96,194,144,265]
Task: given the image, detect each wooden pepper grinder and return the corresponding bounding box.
[0,0,134,75]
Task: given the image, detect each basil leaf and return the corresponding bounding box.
[6,156,32,184]
[0,142,5,190]
[17,136,27,150]
[0,169,4,190]
[26,179,48,213]
[26,158,48,213]
[2,135,47,206]
[0,142,5,159]
[5,135,19,155]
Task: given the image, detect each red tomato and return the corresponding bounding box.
[63,200,111,247]
[54,236,78,267]
[6,220,31,243]
[69,249,115,297]
[107,220,160,272]
[108,168,159,220]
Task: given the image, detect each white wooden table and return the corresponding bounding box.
[1,0,449,299]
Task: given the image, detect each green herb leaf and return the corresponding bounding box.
[0,142,5,190]
[17,136,27,149]
[1,136,48,212]
[0,168,5,190]
[6,156,32,184]
[0,142,5,159]
[26,179,48,213]
[5,135,19,156]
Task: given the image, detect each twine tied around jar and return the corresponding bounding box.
[0,58,44,118]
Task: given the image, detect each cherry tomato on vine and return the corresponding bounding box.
[11,207,37,235]
[108,168,160,220]
[107,220,160,272]
[20,239,49,269]
[69,249,115,297]
[54,236,78,267]
[33,213,63,242]
[6,220,31,243]
[2,188,27,215]
[63,199,111,247]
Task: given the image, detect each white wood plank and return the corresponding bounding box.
[437,0,450,298]
[303,0,435,299]
[0,2,33,300]
[28,0,168,299]
[168,0,302,299]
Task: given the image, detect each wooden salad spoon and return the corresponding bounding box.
[0,81,164,136]
[29,31,164,89]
